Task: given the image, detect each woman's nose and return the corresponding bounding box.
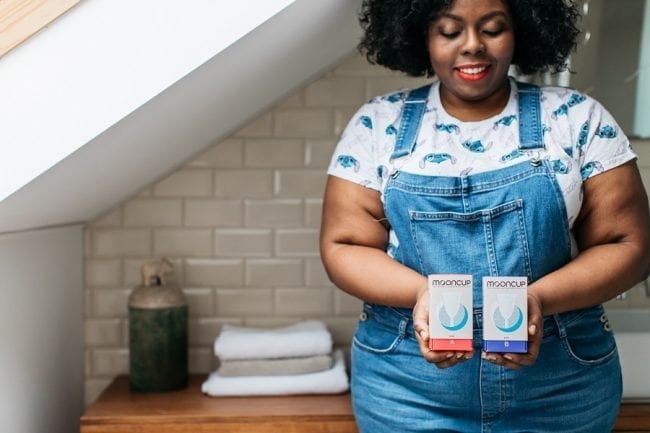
[461,29,485,55]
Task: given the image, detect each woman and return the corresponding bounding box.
[320,0,650,431]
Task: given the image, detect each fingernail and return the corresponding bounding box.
[446,353,454,359]
[504,355,513,361]
[456,353,464,359]
[418,329,427,339]
[465,354,473,360]
[529,324,537,336]
[481,352,487,359]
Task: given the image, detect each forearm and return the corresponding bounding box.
[530,241,649,316]
[323,242,427,308]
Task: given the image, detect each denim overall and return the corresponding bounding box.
[350,82,622,433]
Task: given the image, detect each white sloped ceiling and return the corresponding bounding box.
[0,0,362,233]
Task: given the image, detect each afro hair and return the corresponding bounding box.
[358,0,581,77]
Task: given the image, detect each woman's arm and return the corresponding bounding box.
[482,160,649,370]
[320,176,471,367]
[530,160,650,316]
[320,176,426,307]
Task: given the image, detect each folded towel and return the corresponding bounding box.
[202,350,349,396]
[214,320,332,361]
[218,354,333,377]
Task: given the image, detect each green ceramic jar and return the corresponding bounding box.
[128,284,188,392]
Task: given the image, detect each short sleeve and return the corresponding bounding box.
[571,95,636,181]
[327,103,381,191]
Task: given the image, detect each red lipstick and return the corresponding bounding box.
[456,64,490,82]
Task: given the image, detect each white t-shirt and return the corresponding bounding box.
[327,78,636,255]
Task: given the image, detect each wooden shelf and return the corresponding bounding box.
[81,375,358,433]
[81,375,650,432]
[616,404,650,432]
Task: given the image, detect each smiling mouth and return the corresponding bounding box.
[456,65,490,81]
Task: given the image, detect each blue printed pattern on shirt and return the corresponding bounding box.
[327,79,635,230]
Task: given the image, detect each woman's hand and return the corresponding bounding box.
[412,285,474,368]
[482,291,543,369]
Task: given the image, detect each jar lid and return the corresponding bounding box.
[129,285,186,309]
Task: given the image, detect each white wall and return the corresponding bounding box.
[635,0,650,136]
[0,225,84,433]
[0,0,295,203]
[571,0,646,135]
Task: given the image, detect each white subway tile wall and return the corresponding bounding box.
[83,51,429,405]
[83,52,650,405]
[187,138,245,168]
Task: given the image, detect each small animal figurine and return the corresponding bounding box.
[141,258,174,287]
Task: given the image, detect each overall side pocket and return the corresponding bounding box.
[560,305,618,366]
[352,304,409,354]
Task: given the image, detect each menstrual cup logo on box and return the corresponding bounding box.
[439,291,469,331]
[491,293,524,333]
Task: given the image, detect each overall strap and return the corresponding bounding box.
[390,84,432,160]
[517,81,544,151]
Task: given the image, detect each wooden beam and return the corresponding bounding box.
[0,0,80,59]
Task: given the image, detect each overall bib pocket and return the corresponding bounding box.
[353,304,409,354]
[408,199,533,280]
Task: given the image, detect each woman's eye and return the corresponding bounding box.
[440,30,461,38]
[483,27,504,37]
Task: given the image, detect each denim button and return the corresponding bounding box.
[530,157,541,167]
[599,313,608,323]
[360,311,368,321]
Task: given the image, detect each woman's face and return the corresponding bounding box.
[427,0,514,109]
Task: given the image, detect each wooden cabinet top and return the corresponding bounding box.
[616,403,650,432]
[81,375,358,433]
[81,375,650,432]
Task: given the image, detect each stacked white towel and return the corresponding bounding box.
[214,320,332,360]
[202,320,349,397]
